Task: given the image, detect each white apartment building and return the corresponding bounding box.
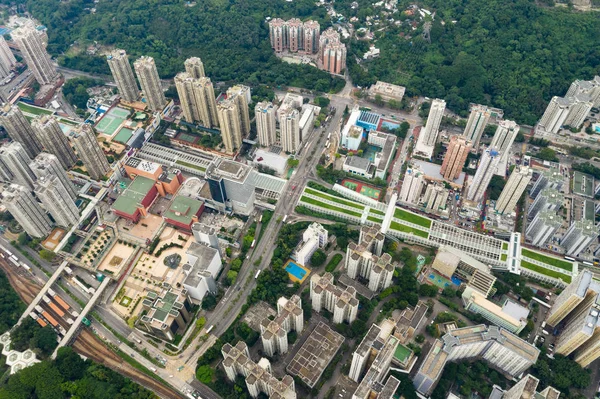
[11,24,57,85]
[526,210,562,248]
[422,183,449,211]
[0,141,35,189]
[222,341,296,398]
[490,120,519,163]
[495,166,532,215]
[182,242,221,302]
[0,104,42,159]
[528,187,563,219]
[255,101,277,147]
[106,49,139,102]
[561,219,597,257]
[567,76,600,107]
[294,222,328,266]
[34,175,79,228]
[279,108,300,153]
[466,148,501,202]
[260,295,303,357]
[29,152,77,200]
[413,325,539,396]
[420,99,446,147]
[463,104,490,148]
[31,115,77,170]
[1,184,52,238]
[399,165,425,204]
[0,36,17,79]
[134,56,166,112]
[310,272,359,324]
[530,168,563,198]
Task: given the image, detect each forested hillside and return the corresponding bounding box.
[6,0,600,122]
[345,0,600,124]
[17,0,345,92]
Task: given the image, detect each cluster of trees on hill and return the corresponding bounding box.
[346,0,600,124]
[0,347,156,399]
[20,0,344,92]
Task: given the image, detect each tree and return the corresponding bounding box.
[287,158,299,168]
[202,295,217,311]
[196,365,214,384]
[226,271,238,286]
[30,325,58,357]
[230,258,242,272]
[39,249,56,262]
[419,284,439,297]
[310,249,327,267]
[55,347,88,381]
[17,232,30,246]
[537,148,558,162]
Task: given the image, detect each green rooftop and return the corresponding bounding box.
[304,187,365,210]
[394,344,412,363]
[164,195,204,226]
[521,260,572,283]
[112,176,156,216]
[521,248,573,272]
[394,207,432,229]
[390,221,429,238]
[150,290,180,322]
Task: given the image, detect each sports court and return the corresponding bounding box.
[114,127,134,144]
[285,260,310,284]
[95,107,129,136]
[176,132,198,144]
[341,178,382,200]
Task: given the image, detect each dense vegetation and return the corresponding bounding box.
[0,347,157,399]
[10,318,58,359]
[0,270,25,335]
[63,77,102,110]
[346,0,600,124]
[19,0,344,92]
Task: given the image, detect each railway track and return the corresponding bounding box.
[0,260,185,399]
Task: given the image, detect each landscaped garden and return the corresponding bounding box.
[299,196,363,218]
[393,208,432,229]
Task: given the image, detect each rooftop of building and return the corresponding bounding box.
[286,321,345,388]
[125,157,161,174]
[344,155,372,170]
[369,81,406,97]
[112,176,156,216]
[206,159,252,183]
[141,287,187,324]
[573,171,594,198]
[164,195,203,226]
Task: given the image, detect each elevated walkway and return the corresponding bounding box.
[18,261,69,325]
[51,277,111,358]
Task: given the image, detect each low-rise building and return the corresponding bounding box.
[182,242,221,302]
[138,287,193,341]
[286,321,344,388]
[368,81,405,103]
[343,156,373,177]
[461,287,529,334]
[163,194,205,232]
[342,125,364,151]
[413,325,539,396]
[111,176,158,222]
[367,131,396,179]
[293,222,328,266]
[491,374,560,399]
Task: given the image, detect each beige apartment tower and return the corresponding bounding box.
[440,135,472,181]
[175,72,200,123]
[217,99,243,153]
[184,57,205,79]
[134,56,166,112]
[318,28,346,74]
[226,85,251,136]
[255,101,277,147]
[106,49,139,102]
[1,184,52,238]
[11,24,58,85]
[72,124,111,180]
[31,115,77,170]
[0,104,42,159]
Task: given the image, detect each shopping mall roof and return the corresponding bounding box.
[164,195,203,225]
[112,176,155,216]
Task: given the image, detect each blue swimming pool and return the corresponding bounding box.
[286,262,306,280]
[381,120,400,130]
